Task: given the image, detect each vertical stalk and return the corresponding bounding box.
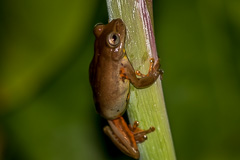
[106,0,176,160]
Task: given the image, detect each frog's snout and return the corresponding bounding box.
[114,18,125,28]
[115,19,125,33]
[115,18,124,26]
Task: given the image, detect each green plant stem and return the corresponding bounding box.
[106,0,176,160]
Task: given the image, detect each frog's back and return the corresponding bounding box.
[90,56,130,120]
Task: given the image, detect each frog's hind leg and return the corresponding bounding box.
[103,126,131,156]
[129,121,155,144]
[104,117,140,159]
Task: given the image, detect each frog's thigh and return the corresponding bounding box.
[103,126,130,155]
[104,118,140,159]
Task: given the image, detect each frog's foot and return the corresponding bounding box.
[134,127,155,143]
[129,121,155,144]
[149,58,155,73]
[135,58,156,78]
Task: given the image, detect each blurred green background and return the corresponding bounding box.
[0,0,240,160]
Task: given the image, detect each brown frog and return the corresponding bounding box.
[89,18,161,159]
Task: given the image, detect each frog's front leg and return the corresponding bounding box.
[103,117,154,159]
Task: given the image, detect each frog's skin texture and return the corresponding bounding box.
[89,19,161,159]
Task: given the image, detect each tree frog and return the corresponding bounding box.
[89,18,161,159]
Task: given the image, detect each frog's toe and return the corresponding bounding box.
[135,71,146,78]
[153,59,160,71]
[132,126,155,143]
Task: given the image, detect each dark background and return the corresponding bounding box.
[0,0,240,160]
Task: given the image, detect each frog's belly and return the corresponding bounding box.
[95,79,130,120]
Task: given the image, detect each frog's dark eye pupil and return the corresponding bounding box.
[108,33,120,47]
[112,35,117,41]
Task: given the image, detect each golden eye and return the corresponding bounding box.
[107,32,120,47]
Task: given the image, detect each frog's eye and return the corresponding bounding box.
[107,32,120,47]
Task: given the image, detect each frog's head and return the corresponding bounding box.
[94,18,126,61]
